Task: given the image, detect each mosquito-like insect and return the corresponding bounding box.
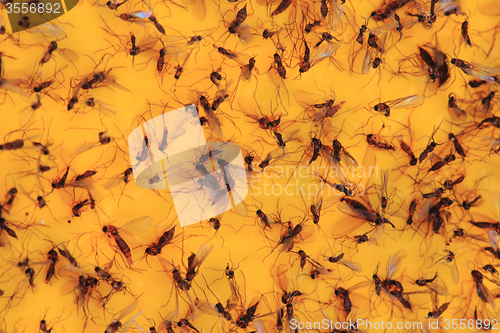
[102,216,153,267]
[370,94,423,117]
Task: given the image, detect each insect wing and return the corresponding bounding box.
[281,129,300,145]
[368,224,385,246]
[185,0,206,21]
[254,319,267,333]
[371,22,397,35]
[328,0,344,31]
[196,299,221,317]
[435,0,462,15]
[235,24,253,43]
[315,190,323,213]
[293,89,316,111]
[58,48,80,64]
[449,259,459,285]
[136,37,160,53]
[113,301,138,322]
[310,43,339,67]
[386,250,407,279]
[388,94,423,109]
[341,259,362,272]
[362,48,376,74]
[448,104,466,121]
[227,278,240,310]
[191,244,215,269]
[339,147,358,168]
[132,10,153,18]
[306,256,330,276]
[466,63,500,82]
[272,264,290,292]
[338,197,375,219]
[237,96,263,122]
[342,5,360,32]
[464,232,488,242]
[157,312,176,332]
[119,216,153,235]
[478,281,497,309]
[428,281,448,296]
[488,230,499,251]
[381,169,389,197]
[415,198,438,224]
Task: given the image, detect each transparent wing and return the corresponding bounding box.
[478,282,497,310]
[119,216,153,235]
[388,94,423,109]
[386,250,407,279]
[191,244,214,268]
[488,230,499,250]
[196,299,220,317]
[310,42,340,67]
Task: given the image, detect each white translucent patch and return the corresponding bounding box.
[128,105,249,226]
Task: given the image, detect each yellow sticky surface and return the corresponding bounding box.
[1,0,500,332]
